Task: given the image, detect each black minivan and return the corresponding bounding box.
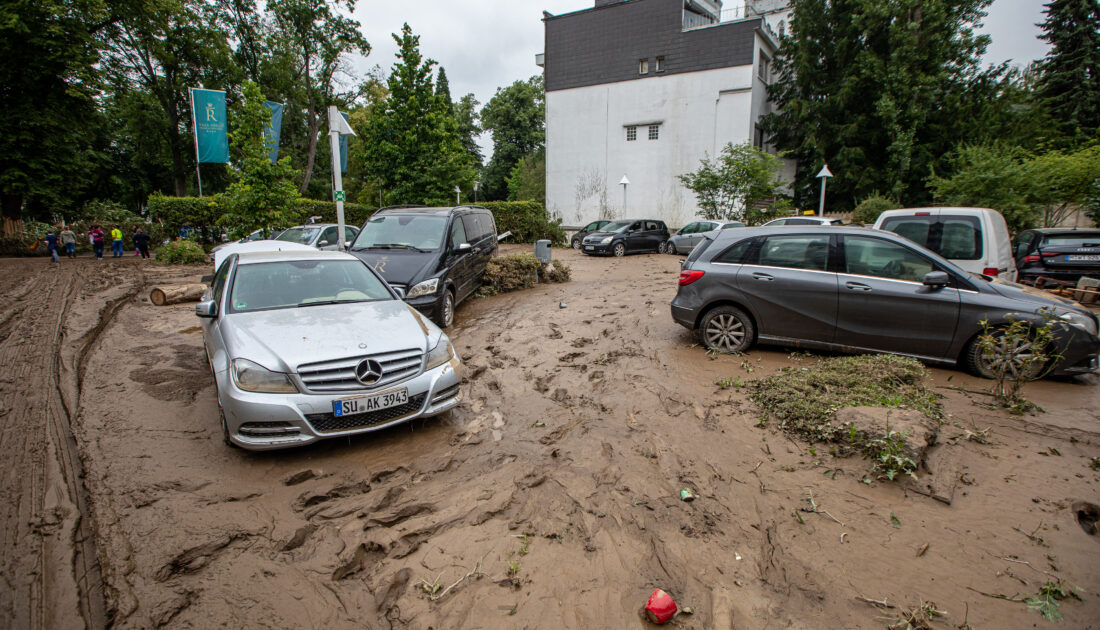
[348,205,497,328]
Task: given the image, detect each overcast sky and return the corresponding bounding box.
[348,0,1052,153]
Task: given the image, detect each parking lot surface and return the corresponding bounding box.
[2,249,1099,629]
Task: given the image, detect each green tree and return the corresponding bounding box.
[1037,0,1100,138]
[1023,145,1100,227]
[100,0,238,197]
[0,0,114,233]
[851,194,901,225]
[435,66,453,112]
[358,24,474,206]
[217,81,303,238]
[762,0,994,210]
[928,144,1034,232]
[268,0,370,195]
[1084,178,1100,227]
[454,93,483,168]
[678,142,790,224]
[480,76,545,201]
[507,148,545,204]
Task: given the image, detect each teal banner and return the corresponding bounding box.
[264,101,284,163]
[339,112,350,173]
[190,88,228,164]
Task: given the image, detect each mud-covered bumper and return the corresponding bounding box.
[217,357,462,451]
[1048,324,1100,376]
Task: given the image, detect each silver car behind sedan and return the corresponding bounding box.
[197,250,462,450]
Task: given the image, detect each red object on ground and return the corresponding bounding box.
[644,588,678,624]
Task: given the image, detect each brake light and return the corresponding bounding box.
[982,267,1000,277]
[915,211,931,216]
[679,270,705,286]
[1024,255,1041,263]
[1041,251,1061,257]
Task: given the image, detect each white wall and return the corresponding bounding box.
[546,65,761,228]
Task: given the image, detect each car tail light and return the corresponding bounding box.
[1024,255,1041,263]
[982,267,1000,277]
[679,270,705,286]
[915,211,931,216]
[1041,251,1061,257]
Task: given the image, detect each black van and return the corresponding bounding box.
[348,205,497,328]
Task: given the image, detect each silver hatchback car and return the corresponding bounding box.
[197,250,462,450]
[671,227,1100,378]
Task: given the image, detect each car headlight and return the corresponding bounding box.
[424,335,455,371]
[406,278,439,299]
[231,359,299,393]
[1058,310,1098,336]
[600,236,613,244]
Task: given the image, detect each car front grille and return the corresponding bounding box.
[304,393,427,433]
[297,348,423,393]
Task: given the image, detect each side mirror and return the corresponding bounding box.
[318,240,329,247]
[195,300,218,318]
[456,242,472,253]
[922,271,950,289]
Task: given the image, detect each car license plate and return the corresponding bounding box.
[1066,255,1100,262]
[333,388,408,417]
[584,245,594,251]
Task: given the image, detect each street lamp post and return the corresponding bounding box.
[455,185,462,206]
[816,165,833,216]
[474,179,479,203]
[619,175,630,215]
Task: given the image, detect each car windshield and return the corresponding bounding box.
[602,220,633,233]
[275,227,320,245]
[351,215,447,251]
[1043,233,1100,248]
[228,259,392,312]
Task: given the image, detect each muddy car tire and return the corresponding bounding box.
[613,243,626,257]
[663,241,676,255]
[436,289,456,328]
[964,331,1046,380]
[699,306,755,354]
[572,238,581,250]
[215,385,238,448]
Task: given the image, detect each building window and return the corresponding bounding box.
[758,54,770,83]
[655,56,665,72]
[754,124,765,149]
[639,58,649,75]
[648,124,660,140]
[626,126,637,141]
[778,21,786,38]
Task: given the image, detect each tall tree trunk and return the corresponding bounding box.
[299,85,320,194]
[166,106,189,196]
[1,194,23,237]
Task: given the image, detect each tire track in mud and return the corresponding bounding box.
[0,259,143,630]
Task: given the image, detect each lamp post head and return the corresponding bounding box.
[454,185,461,193]
[816,165,833,179]
[619,175,630,186]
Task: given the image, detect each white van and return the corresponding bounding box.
[873,207,1017,281]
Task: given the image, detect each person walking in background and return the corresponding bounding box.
[132,226,140,256]
[43,228,60,263]
[89,225,105,260]
[110,226,124,257]
[133,227,151,259]
[60,227,76,258]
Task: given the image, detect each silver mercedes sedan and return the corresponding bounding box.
[196,250,462,450]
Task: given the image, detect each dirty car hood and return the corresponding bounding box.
[222,300,435,373]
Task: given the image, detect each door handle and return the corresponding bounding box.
[845,282,872,292]
[752,272,774,281]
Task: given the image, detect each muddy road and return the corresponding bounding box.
[3,249,1100,629]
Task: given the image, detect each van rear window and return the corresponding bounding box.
[880,215,982,260]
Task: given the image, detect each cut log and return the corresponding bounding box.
[150,284,207,306]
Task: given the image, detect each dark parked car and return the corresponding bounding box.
[671,226,1099,378]
[581,219,670,256]
[1012,228,1100,284]
[348,205,497,328]
[663,220,745,254]
[570,220,613,249]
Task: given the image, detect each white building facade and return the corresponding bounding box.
[541,0,791,228]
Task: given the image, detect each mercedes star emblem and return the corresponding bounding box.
[355,359,383,385]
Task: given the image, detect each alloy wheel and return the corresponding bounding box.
[704,313,747,353]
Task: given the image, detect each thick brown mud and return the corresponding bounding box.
[4,248,1100,629]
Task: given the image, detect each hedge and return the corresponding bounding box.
[478,201,567,245]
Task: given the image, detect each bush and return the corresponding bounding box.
[478,201,567,245]
[148,194,375,239]
[478,253,572,297]
[852,194,901,225]
[154,240,209,265]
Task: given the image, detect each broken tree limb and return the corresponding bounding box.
[150,284,207,306]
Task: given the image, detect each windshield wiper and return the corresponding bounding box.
[297,299,370,308]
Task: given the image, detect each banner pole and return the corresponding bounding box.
[189,88,204,197]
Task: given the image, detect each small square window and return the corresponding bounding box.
[648,124,659,140]
[758,54,770,82]
[754,124,765,148]
[639,58,649,75]
[655,56,665,72]
[626,126,637,141]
